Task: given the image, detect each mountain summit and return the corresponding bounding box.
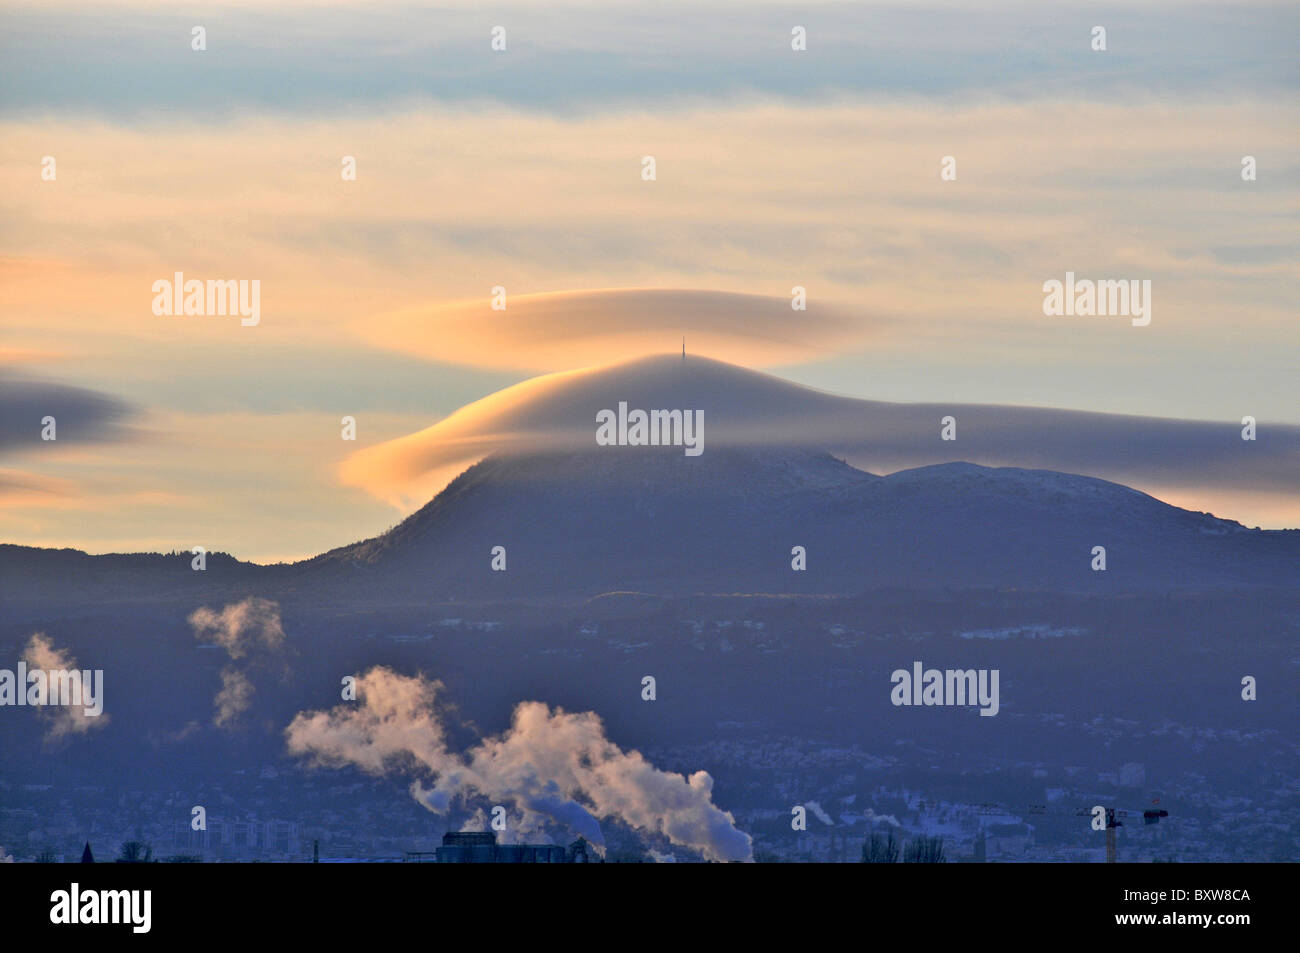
[340,353,1300,530]
[4,354,1297,607]
[3,443,1296,608]
[306,446,1297,601]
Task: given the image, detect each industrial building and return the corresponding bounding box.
[407,831,594,863]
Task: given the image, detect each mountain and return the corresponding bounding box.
[4,446,1296,611]
[3,372,1297,863]
[338,353,1300,522]
[296,447,1299,601]
[4,353,1298,609]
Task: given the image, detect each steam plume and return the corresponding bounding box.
[189,597,288,726]
[21,633,107,740]
[286,667,753,862]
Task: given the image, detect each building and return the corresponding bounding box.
[427,831,590,863]
[171,817,298,858]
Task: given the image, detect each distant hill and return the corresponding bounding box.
[7,446,1294,611]
[299,447,1300,600]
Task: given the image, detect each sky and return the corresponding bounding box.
[1,1,1297,561]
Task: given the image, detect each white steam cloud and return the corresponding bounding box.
[188,597,287,727]
[285,667,753,862]
[21,633,108,740]
[212,669,255,728]
[188,597,285,659]
[805,800,835,826]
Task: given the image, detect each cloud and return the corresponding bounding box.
[2,95,1296,552]
[0,409,419,563]
[2,2,1293,117]
[805,800,835,826]
[213,669,255,728]
[359,288,869,372]
[3,101,1295,346]
[0,347,60,364]
[188,596,285,660]
[0,469,77,505]
[286,666,754,861]
[860,810,900,827]
[340,353,1300,527]
[189,597,288,726]
[20,633,108,740]
[0,371,134,452]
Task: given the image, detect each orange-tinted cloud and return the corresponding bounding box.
[341,353,1300,526]
[357,288,870,371]
[0,469,78,506]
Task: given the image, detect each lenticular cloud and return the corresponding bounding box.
[339,353,1300,527]
[285,667,753,862]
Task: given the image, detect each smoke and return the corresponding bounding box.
[863,810,900,827]
[213,670,255,728]
[188,597,285,659]
[188,597,288,727]
[454,804,575,846]
[286,667,753,862]
[21,633,108,740]
[805,800,835,826]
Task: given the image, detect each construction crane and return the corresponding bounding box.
[963,800,1169,862]
[1026,804,1169,863]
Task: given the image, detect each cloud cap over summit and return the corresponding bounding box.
[359,288,869,372]
[340,353,1300,527]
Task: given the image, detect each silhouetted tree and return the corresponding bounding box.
[903,835,946,863]
[35,848,57,863]
[861,829,900,863]
[116,841,154,863]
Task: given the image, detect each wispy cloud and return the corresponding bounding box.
[20,633,108,741]
[360,288,871,371]
[2,2,1294,117]
[2,5,1295,554]
[4,101,1294,350]
[0,371,136,451]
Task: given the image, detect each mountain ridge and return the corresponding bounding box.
[6,448,1294,609]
